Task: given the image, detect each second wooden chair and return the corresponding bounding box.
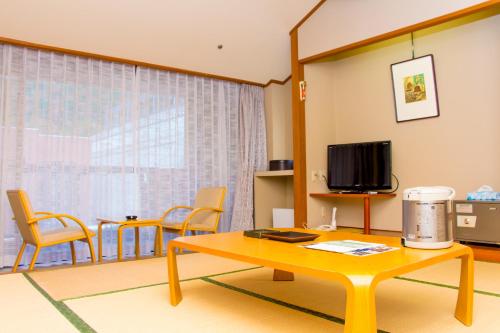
[159,187,226,238]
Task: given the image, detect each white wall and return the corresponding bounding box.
[305,13,500,230]
[0,0,318,84]
[298,0,485,60]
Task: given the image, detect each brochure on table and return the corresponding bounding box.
[303,240,398,256]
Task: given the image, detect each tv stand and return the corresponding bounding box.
[309,192,396,234]
[329,190,381,194]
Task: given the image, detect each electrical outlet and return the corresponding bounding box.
[311,170,319,182]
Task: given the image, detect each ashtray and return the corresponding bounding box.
[126,215,138,220]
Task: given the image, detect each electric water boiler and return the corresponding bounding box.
[402,186,455,249]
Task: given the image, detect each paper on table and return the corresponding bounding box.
[303,240,385,253]
[344,246,399,256]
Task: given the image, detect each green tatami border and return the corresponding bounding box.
[22,273,96,333]
[201,276,390,333]
[59,265,262,302]
[57,264,500,302]
[395,276,500,298]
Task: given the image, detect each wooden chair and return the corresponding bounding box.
[159,187,226,238]
[7,190,96,272]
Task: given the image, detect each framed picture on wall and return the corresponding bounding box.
[391,54,440,122]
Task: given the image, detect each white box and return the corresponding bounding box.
[272,208,294,228]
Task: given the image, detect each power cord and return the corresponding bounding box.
[321,174,328,186]
[384,173,399,194]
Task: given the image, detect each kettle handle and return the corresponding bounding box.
[436,186,456,200]
[447,187,456,200]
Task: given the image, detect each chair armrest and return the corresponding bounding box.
[33,211,68,227]
[34,211,55,215]
[28,214,93,238]
[190,207,224,214]
[180,207,224,230]
[161,206,194,220]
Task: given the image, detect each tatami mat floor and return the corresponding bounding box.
[1,252,499,332]
[28,253,257,301]
[0,274,78,332]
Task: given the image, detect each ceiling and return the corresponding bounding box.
[0,0,320,84]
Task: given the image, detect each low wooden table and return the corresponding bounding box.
[97,218,163,262]
[167,229,473,333]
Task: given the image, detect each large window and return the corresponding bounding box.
[0,44,240,268]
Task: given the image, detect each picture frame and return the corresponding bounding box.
[390,54,440,123]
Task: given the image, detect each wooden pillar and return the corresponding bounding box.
[290,30,307,228]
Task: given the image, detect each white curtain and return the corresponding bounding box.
[0,44,242,268]
[230,85,267,231]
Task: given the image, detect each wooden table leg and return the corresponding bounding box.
[135,226,140,258]
[455,249,474,326]
[273,269,294,281]
[117,226,124,261]
[344,278,377,333]
[167,243,182,305]
[154,227,159,255]
[156,225,163,256]
[98,222,104,262]
[70,241,76,265]
[363,197,371,235]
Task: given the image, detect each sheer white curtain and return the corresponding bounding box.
[134,67,239,234]
[231,85,267,231]
[0,44,241,268]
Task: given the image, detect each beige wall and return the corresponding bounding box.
[305,13,500,230]
[264,81,293,161]
[298,0,485,60]
[304,63,337,227]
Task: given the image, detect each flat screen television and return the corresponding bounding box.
[327,140,392,191]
